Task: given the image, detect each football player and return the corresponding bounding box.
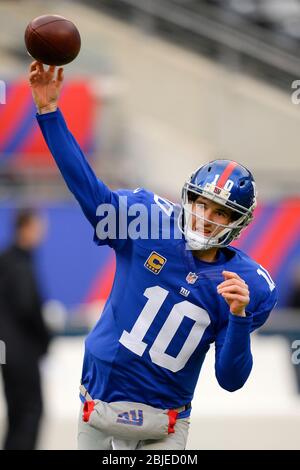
[29,62,277,450]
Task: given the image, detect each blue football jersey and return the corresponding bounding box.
[37,109,278,416]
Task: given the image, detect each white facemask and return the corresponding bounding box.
[182,202,236,251]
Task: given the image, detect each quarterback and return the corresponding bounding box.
[29,62,277,450]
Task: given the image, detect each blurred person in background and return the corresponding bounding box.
[0,209,51,450]
[29,61,277,450]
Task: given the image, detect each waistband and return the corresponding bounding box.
[80,384,191,413]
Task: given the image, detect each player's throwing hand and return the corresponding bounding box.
[217,271,250,317]
[29,61,64,114]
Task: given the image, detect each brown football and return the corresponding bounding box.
[24,14,81,66]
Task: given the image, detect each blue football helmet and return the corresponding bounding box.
[179,159,257,250]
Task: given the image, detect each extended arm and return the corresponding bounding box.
[29,61,115,227]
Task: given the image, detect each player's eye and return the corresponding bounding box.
[216,211,227,218]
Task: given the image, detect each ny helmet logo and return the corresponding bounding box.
[116,409,144,426]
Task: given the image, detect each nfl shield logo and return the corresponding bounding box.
[186,272,198,284]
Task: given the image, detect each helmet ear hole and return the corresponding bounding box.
[231,212,241,222]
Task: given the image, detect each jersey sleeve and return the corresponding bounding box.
[214,313,253,392]
[92,187,150,250]
[214,268,278,392]
[249,281,278,333]
[37,108,118,225]
[37,109,145,251]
